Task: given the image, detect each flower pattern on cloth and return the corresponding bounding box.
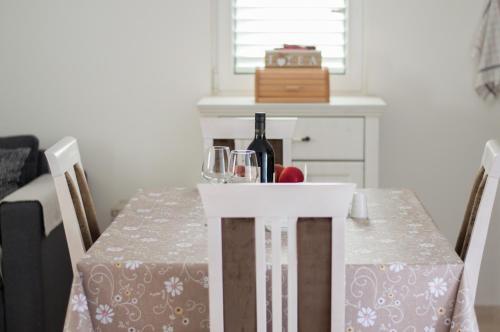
[165,277,184,297]
[95,304,114,325]
[389,262,405,273]
[71,294,88,314]
[124,260,142,270]
[357,307,377,327]
[163,325,174,332]
[62,188,478,332]
[429,277,448,298]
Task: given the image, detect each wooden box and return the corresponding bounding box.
[265,50,322,68]
[255,68,330,103]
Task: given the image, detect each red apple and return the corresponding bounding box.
[274,164,284,182]
[278,166,304,183]
[235,165,246,177]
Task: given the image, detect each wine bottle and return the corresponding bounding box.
[248,113,275,183]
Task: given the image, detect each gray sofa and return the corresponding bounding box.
[0,136,72,331]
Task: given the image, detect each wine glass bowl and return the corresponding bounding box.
[201,146,231,183]
[228,150,260,183]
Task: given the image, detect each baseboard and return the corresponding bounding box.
[476,305,500,332]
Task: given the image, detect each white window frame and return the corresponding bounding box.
[211,0,364,94]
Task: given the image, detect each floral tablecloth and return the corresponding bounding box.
[64,188,478,332]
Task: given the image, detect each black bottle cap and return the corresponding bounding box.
[255,112,266,123]
[255,112,266,129]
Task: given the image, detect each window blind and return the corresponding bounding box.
[233,0,347,74]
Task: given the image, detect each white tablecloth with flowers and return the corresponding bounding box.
[63,188,478,332]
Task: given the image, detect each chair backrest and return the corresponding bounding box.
[456,139,500,302]
[198,183,355,332]
[45,137,100,274]
[200,117,297,165]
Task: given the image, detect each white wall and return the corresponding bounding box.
[364,0,500,305]
[1,0,500,304]
[0,0,211,229]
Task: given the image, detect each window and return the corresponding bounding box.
[214,0,363,93]
[233,0,347,75]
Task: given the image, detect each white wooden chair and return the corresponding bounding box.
[455,139,500,303]
[200,117,297,166]
[198,183,355,332]
[45,137,100,274]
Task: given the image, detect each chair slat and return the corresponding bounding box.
[65,172,93,250]
[213,139,235,151]
[74,163,101,242]
[331,217,346,331]
[460,174,488,260]
[297,218,332,332]
[456,166,485,256]
[269,139,284,165]
[272,220,283,332]
[463,178,499,302]
[255,217,267,332]
[207,217,224,332]
[222,218,256,331]
[287,217,298,332]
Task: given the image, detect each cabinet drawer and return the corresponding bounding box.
[292,118,364,160]
[293,161,364,188]
[258,84,328,98]
[255,68,329,103]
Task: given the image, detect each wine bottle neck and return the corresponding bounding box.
[255,129,266,139]
[255,112,266,139]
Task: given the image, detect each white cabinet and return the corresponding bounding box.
[292,118,364,160]
[197,96,386,188]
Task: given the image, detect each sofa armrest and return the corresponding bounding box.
[1,174,61,236]
[0,174,66,331]
[0,200,46,331]
[0,201,72,331]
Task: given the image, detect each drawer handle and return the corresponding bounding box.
[285,85,301,92]
[293,136,311,143]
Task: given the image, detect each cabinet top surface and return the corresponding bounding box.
[197,96,387,116]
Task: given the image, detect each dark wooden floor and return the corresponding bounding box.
[477,306,500,332]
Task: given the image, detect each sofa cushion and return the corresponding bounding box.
[0,148,31,199]
[0,135,39,185]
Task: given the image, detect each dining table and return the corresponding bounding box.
[63,187,478,332]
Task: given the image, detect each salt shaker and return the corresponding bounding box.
[351,192,368,219]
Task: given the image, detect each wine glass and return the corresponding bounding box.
[228,150,260,183]
[201,146,230,183]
